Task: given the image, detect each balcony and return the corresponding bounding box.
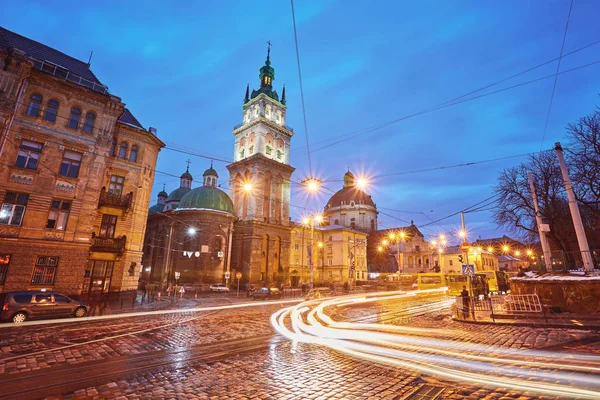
[98,187,132,210]
[90,234,126,255]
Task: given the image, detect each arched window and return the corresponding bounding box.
[26,94,42,117]
[118,142,128,160]
[350,218,356,229]
[109,138,117,157]
[68,107,81,129]
[129,145,138,162]
[82,112,95,133]
[44,100,59,122]
[334,219,339,225]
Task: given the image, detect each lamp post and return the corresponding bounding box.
[303,214,323,291]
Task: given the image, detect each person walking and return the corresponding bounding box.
[461,285,470,319]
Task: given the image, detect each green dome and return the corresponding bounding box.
[203,167,218,177]
[148,203,165,216]
[178,186,234,214]
[167,187,191,202]
[158,190,168,197]
[180,170,193,180]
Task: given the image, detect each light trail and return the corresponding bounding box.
[271,290,600,398]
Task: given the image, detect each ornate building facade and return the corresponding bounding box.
[323,171,378,232]
[0,26,164,297]
[141,166,235,286]
[144,48,294,288]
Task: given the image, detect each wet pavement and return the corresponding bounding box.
[0,294,598,399]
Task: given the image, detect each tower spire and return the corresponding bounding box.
[266,40,272,65]
[244,83,249,103]
[281,84,286,105]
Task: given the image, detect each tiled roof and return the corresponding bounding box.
[0,26,102,85]
[118,108,145,130]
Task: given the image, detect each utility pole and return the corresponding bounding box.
[527,173,554,271]
[461,212,469,266]
[309,220,315,291]
[554,142,594,271]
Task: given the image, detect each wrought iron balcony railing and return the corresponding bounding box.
[90,234,126,255]
[98,187,132,210]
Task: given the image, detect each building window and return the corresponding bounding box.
[449,260,454,266]
[350,218,356,229]
[328,259,332,266]
[67,107,81,129]
[249,145,254,155]
[59,150,82,178]
[31,256,59,285]
[82,112,95,133]
[265,145,271,155]
[109,175,125,196]
[89,260,114,294]
[44,100,59,122]
[118,142,128,159]
[0,192,29,226]
[109,138,117,157]
[46,200,71,230]
[239,149,245,159]
[129,145,138,162]
[15,139,42,170]
[99,214,118,238]
[329,235,333,242]
[294,243,299,251]
[295,259,299,265]
[276,150,282,159]
[0,254,11,285]
[26,94,42,117]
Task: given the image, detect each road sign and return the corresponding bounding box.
[236,272,242,279]
[225,271,230,279]
[460,242,470,252]
[462,264,475,276]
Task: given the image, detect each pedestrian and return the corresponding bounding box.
[179,285,185,298]
[301,283,307,296]
[461,285,470,319]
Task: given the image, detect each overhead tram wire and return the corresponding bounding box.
[540,0,574,151]
[290,0,313,177]
[416,193,501,229]
[303,58,600,155]
[294,38,600,153]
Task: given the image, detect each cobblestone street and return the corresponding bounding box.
[0,295,598,399]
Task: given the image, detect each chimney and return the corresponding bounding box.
[149,127,157,135]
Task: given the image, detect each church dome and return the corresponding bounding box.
[167,187,191,202]
[325,186,376,209]
[180,170,193,180]
[178,186,234,214]
[148,203,165,216]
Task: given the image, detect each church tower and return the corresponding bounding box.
[227,45,295,286]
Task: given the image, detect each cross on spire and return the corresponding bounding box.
[186,159,192,171]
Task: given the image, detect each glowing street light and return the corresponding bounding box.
[243,183,253,193]
[487,246,494,253]
[382,239,388,246]
[458,230,466,239]
[301,177,322,193]
[526,249,533,256]
[317,241,323,248]
[377,246,383,252]
[187,227,197,235]
[356,177,368,189]
[515,250,521,257]
[502,245,510,253]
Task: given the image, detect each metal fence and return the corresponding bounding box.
[530,249,600,273]
[455,294,546,322]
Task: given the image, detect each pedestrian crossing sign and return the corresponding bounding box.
[462,264,475,276]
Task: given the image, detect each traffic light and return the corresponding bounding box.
[458,254,464,263]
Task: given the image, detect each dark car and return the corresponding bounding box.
[250,287,282,300]
[0,290,89,323]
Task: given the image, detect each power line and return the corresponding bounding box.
[304,58,600,155]
[540,0,574,151]
[416,194,501,229]
[290,0,313,176]
[294,38,600,153]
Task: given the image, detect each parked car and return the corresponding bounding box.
[0,290,89,324]
[209,283,230,292]
[250,287,282,300]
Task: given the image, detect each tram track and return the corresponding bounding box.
[0,333,283,400]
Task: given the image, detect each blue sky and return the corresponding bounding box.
[4,0,600,243]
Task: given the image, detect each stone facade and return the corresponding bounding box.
[0,28,164,298]
[289,224,368,286]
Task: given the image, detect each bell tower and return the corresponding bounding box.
[227,45,295,287]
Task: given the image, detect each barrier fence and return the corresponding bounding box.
[455,294,546,323]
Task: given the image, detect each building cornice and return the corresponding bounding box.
[233,116,293,138]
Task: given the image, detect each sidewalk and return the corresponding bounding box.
[453,310,600,329]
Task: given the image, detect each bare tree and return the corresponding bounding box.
[493,151,578,253]
[566,107,600,245]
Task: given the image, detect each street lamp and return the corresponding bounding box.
[303,213,322,291]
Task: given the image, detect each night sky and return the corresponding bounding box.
[4,0,599,244]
